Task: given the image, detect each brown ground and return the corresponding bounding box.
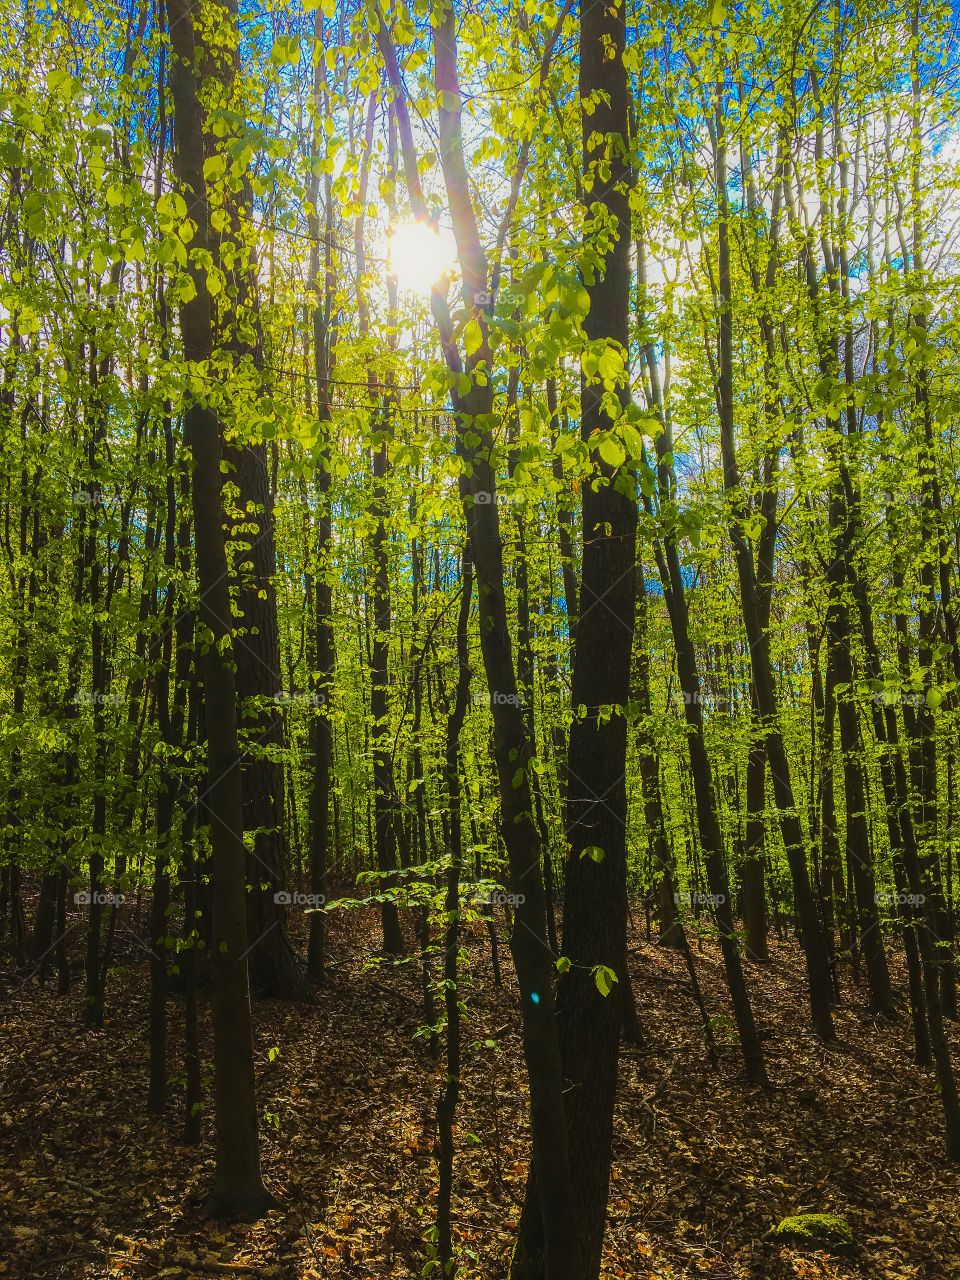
[1,908,958,1279]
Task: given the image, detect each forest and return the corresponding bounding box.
[2,0,960,1276]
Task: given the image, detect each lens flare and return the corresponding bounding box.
[387,220,457,296]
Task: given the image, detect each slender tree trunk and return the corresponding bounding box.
[513,8,638,1273]
[436,542,473,1271]
[149,411,194,1114]
[635,233,767,1088]
[784,144,894,1018]
[712,103,833,1039]
[305,18,337,981]
[635,568,681,948]
[378,10,579,1272]
[166,0,273,1216]
[742,721,769,962]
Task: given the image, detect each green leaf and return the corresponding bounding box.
[597,346,624,385]
[463,318,484,357]
[203,154,227,182]
[593,964,618,997]
[598,437,626,468]
[621,423,645,458]
[157,191,187,221]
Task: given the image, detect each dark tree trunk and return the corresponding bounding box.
[436,542,472,1270]
[181,779,203,1144]
[369,424,404,956]
[817,653,843,1003]
[742,725,769,962]
[166,0,273,1216]
[305,19,337,982]
[513,7,637,1274]
[227,438,310,997]
[824,569,894,1015]
[634,566,682,949]
[148,410,194,1115]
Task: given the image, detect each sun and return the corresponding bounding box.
[387,220,457,297]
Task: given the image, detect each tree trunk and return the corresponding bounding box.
[166,0,273,1216]
[436,541,472,1270]
[712,103,833,1040]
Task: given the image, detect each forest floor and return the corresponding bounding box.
[1,908,958,1280]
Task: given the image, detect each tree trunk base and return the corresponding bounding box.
[509,1174,545,1280]
[204,1184,280,1222]
[247,929,315,1002]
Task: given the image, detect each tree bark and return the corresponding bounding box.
[166,0,273,1217]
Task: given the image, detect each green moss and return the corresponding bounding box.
[772,1213,854,1253]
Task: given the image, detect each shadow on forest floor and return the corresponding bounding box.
[0,908,958,1279]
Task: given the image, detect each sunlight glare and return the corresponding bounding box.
[387,220,457,296]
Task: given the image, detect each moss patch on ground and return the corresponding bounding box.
[772,1213,855,1254]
